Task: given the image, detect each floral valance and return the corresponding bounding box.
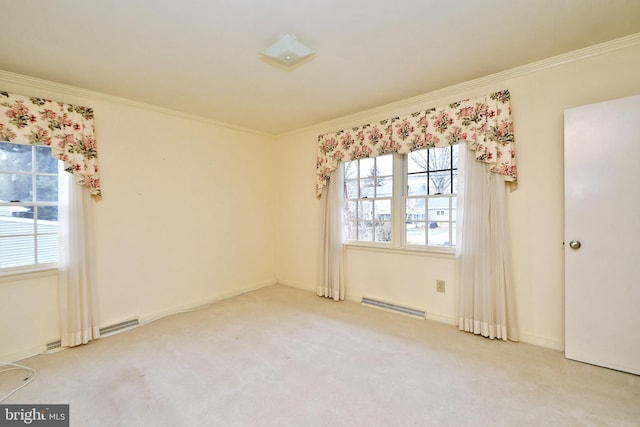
[316,90,516,197]
[0,90,101,196]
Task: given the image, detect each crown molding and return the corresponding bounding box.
[2,32,638,140]
[0,70,272,138]
[280,32,640,138]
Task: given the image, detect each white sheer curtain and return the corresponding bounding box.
[58,168,100,347]
[317,167,345,301]
[456,146,519,341]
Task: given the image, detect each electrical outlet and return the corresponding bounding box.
[436,280,446,293]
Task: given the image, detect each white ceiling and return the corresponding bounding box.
[1,0,639,135]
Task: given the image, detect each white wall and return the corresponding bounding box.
[2,38,638,362]
[0,78,278,361]
[276,40,640,350]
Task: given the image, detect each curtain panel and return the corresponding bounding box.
[316,90,515,197]
[58,168,101,346]
[0,90,102,196]
[456,148,519,341]
[0,89,101,347]
[317,168,345,301]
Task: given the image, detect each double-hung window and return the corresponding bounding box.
[344,154,393,243]
[0,142,60,270]
[405,144,458,248]
[343,144,458,251]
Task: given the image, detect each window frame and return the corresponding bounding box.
[402,144,458,252]
[343,146,458,255]
[343,154,395,246]
[0,142,60,274]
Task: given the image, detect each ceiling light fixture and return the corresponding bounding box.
[261,34,315,66]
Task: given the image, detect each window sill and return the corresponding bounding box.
[0,265,58,282]
[344,242,455,259]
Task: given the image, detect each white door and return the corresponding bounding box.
[564,94,640,375]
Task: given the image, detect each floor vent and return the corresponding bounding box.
[361,297,425,319]
[100,318,139,336]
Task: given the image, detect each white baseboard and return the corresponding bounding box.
[344,292,360,303]
[275,279,314,292]
[139,279,277,325]
[519,333,564,351]
[1,345,46,364]
[350,292,455,325]
[1,280,277,363]
[425,312,456,325]
[272,284,566,351]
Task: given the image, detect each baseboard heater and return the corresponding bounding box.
[361,297,425,319]
[46,317,139,352]
[46,340,62,352]
[99,318,139,335]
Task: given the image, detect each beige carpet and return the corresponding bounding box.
[2,284,639,426]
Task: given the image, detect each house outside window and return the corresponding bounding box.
[405,145,458,248]
[343,144,458,251]
[344,154,393,243]
[0,142,59,270]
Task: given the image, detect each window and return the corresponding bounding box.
[0,142,60,270]
[344,154,393,243]
[343,145,458,251]
[405,145,458,248]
